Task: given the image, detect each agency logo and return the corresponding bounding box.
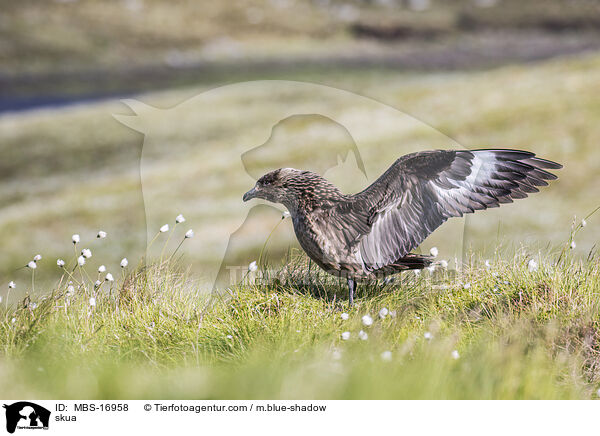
[2,402,50,434]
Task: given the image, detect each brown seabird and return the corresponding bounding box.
[243,149,562,305]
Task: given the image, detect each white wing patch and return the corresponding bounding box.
[356,150,560,272]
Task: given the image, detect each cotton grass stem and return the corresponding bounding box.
[60,267,82,287]
[168,237,186,263]
[147,231,161,253]
[161,223,178,262]
[6,286,12,310]
[557,204,600,264]
[258,216,285,268]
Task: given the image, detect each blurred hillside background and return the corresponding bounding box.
[1,0,600,297]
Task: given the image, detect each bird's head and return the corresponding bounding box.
[243,168,298,205]
[243,168,341,211]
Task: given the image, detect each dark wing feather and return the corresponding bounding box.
[333,149,561,272]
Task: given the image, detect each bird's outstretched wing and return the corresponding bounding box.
[332,149,562,272]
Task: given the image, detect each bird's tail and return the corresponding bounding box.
[396,253,434,270]
[375,253,434,274]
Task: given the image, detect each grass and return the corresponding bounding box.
[1,229,600,399]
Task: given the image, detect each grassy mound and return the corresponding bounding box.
[1,247,599,399]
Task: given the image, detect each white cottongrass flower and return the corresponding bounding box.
[0,296,2,303]
[160,224,169,233]
[581,219,587,227]
[8,281,15,289]
[98,265,106,273]
[57,259,65,267]
[33,254,42,262]
[72,234,80,244]
[226,334,233,339]
[424,331,433,340]
[120,258,129,268]
[429,247,438,257]
[361,314,373,326]
[484,259,491,269]
[451,350,460,359]
[463,282,471,290]
[89,297,96,307]
[282,211,291,219]
[379,307,389,318]
[185,229,194,238]
[11,317,16,324]
[341,331,351,340]
[439,259,448,269]
[358,330,368,340]
[27,261,37,269]
[67,285,74,295]
[528,259,538,272]
[427,265,436,273]
[175,214,186,224]
[30,302,37,310]
[77,256,86,266]
[97,230,107,239]
[248,261,258,272]
[105,273,114,282]
[380,350,392,361]
[81,248,92,258]
[570,241,577,249]
[340,313,349,321]
[413,269,421,276]
[94,280,102,288]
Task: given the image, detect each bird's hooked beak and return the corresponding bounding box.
[243,186,257,202]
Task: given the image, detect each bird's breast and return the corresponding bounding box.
[291,211,362,275]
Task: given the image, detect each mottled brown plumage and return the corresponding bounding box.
[243,149,562,305]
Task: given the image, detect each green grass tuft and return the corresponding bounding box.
[1,248,599,399]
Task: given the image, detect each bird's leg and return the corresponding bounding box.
[347,278,356,307]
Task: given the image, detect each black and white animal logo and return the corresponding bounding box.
[3,402,50,434]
